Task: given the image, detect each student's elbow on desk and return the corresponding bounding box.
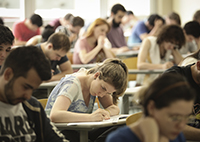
[49,112,58,123]
[137,62,146,70]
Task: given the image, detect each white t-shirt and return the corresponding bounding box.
[0,101,36,141]
[180,57,197,66]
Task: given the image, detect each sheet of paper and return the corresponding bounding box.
[67,114,130,126]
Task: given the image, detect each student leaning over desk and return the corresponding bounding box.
[0,46,69,142]
[106,74,196,142]
[45,58,128,142]
[34,32,73,82]
[136,25,185,85]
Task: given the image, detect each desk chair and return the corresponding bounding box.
[38,98,48,109]
[123,57,138,82]
[126,111,142,125]
[67,52,73,64]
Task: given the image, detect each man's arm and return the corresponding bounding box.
[14,38,27,46]
[183,125,200,141]
[49,61,73,81]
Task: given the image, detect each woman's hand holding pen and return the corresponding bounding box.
[90,108,110,121]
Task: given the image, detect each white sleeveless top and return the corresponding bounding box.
[136,36,171,85]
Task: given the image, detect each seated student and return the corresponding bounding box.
[165,12,181,26]
[127,14,165,47]
[35,32,73,81]
[106,73,196,142]
[164,60,200,141]
[136,25,185,85]
[0,46,68,142]
[26,24,55,46]
[12,13,43,46]
[106,3,130,54]
[0,24,14,68]
[121,10,139,34]
[179,49,200,66]
[56,16,84,48]
[45,58,128,142]
[73,18,115,64]
[179,21,200,54]
[193,10,200,24]
[49,13,74,30]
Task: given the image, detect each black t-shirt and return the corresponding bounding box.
[164,64,200,128]
[36,44,69,75]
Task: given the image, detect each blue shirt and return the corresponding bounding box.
[127,21,149,46]
[106,126,186,142]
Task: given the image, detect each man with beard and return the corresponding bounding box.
[107,4,130,54]
[0,46,69,142]
[127,14,165,47]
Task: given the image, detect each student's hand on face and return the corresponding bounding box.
[97,35,105,48]
[162,61,174,69]
[90,108,110,121]
[154,19,163,27]
[137,117,168,142]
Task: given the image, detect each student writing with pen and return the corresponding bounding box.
[45,58,128,142]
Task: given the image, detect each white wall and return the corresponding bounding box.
[173,0,200,26]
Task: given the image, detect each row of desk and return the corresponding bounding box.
[39,65,165,141]
[72,63,165,74]
[44,50,189,141]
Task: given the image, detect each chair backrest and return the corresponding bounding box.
[126,111,142,125]
[38,98,48,109]
[66,52,73,64]
[123,57,138,81]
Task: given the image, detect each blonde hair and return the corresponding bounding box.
[87,58,128,104]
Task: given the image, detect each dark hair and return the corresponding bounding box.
[30,14,43,27]
[70,16,84,27]
[0,46,51,81]
[184,21,200,38]
[193,10,200,21]
[139,74,196,116]
[87,58,128,104]
[41,25,55,42]
[111,3,126,14]
[148,14,165,26]
[168,12,181,25]
[126,10,134,16]
[64,13,74,21]
[0,24,14,45]
[156,25,185,49]
[0,17,4,25]
[47,32,70,52]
